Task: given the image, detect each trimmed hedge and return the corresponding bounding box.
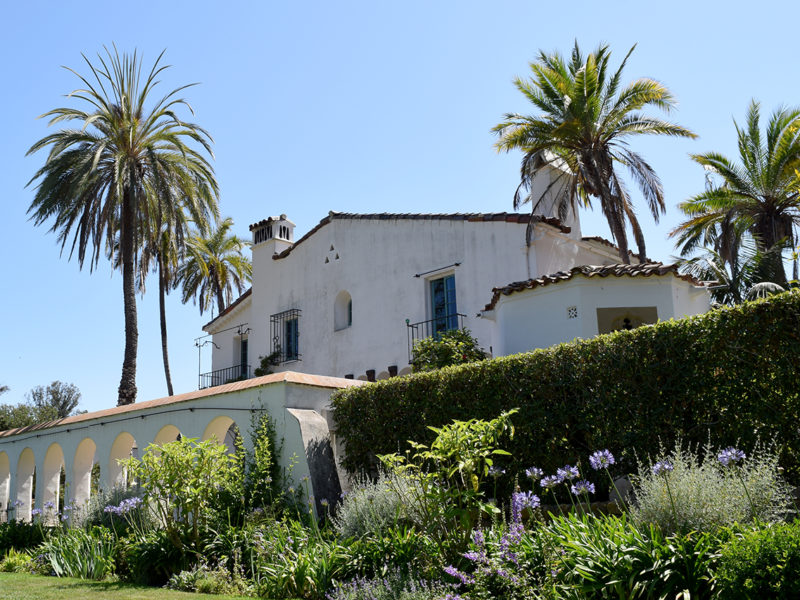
[332,291,800,484]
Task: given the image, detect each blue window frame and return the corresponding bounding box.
[430,274,458,335]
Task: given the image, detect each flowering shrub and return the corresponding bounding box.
[632,442,793,534]
[332,471,427,538]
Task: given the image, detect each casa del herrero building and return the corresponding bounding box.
[201,168,710,387]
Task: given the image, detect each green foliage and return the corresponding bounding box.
[122,437,241,551]
[543,514,720,600]
[39,526,116,580]
[716,521,800,599]
[0,548,33,573]
[74,486,156,536]
[632,441,792,535]
[332,471,427,539]
[0,520,44,555]
[0,381,83,431]
[253,351,282,377]
[117,528,192,586]
[410,328,486,372]
[166,561,251,596]
[244,411,282,513]
[333,292,800,481]
[379,410,516,547]
[343,526,441,581]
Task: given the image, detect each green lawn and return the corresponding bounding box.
[0,573,248,600]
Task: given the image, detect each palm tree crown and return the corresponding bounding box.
[493,42,696,263]
[27,47,219,405]
[671,101,800,285]
[177,217,252,317]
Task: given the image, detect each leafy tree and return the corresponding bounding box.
[0,404,38,431]
[26,381,83,420]
[671,101,800,285]
[493,42,696,262]
[27,47,219,406]
[411,328,487,372]
[177,217,252,316]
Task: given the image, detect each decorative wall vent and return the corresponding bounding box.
[567,306,578,319]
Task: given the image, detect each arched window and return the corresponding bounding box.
[334,291,352,331]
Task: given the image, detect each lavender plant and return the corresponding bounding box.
[632,441,792,534]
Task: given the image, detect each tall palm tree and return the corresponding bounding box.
[493,42,696,263]
[177,217,252,317]
[27,47,219,405]
[671,101,800,285]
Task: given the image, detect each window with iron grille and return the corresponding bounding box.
[271,309,301,362]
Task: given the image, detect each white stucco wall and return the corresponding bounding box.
[205,207,626,381]
[491,275,711,356]
[0,374,359,522]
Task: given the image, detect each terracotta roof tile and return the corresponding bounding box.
[0,372,364,439]
[482,263,705,311]
[271,212,570,260]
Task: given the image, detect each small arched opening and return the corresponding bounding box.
[153,425,182,448]
[334,291,353,331]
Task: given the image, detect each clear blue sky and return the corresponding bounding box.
[1,1,797,413]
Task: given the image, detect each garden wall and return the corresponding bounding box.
[332,292,800,482]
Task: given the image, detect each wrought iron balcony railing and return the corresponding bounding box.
[406,313,466,362]
[199,364,251,390]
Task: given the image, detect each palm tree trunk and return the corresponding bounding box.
[159,256,174,397]
[214,271,226,315]
[117,190,138,406]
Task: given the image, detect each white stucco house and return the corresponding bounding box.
[200,196,710,385]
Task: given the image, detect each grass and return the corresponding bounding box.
[0,572,249,600]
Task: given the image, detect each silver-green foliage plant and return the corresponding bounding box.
[333,471,427,539]
[632,441,793,534]
[0,548,32,573]
[39,526,115,580]
[73,485,157,534]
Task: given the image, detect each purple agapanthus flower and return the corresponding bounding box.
[557,465,580,481]
[541,475,562,489]
[488,466,506,478]
[511,491,541,526]
[570,480,595,495]
[718,447,746,467]
[525,466,544,481]
[589,450,615,470]
[43,501,55,510]
[30,508,42,517]
[652,460,674,476]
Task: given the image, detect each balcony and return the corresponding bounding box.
[199,364,251,390]
[406,313,466,362]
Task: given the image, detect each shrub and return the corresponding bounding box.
[343,527,441,581]
[328,569,451,600]
[73,485,156,535]
[39,526,116,580]
[117,528,192,586]
[542,513,720,600]
[631,442,792,534]
[166,561,250,595]
[333,471,427,538]
[0,548,32,573]
[0,519,44,554]
[410,328,486,372]
[716,521,800,599]
[332,292,800,481]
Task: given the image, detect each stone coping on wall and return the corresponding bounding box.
[0,372,364,439]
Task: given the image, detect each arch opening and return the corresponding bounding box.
[202,416,240,454]
[42,443,65,524]
[0,452,9,523]
[15,448,35,522]
[153,425,182,447]
[334,291,353,331]
[72,438,97,510]
[108,432,137,490]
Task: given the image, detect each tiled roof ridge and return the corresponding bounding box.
[0,372,363,439]
[581,236,643,260]
[482,262,705,311]
[203,287,252,330]
[271,212,571,261]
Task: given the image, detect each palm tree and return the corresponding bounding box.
[493,42,696,263]
[671,101,800,285]
[177,217,252,317]
[27,47,219,405]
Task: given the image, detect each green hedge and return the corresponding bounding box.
[332,292,800,483]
